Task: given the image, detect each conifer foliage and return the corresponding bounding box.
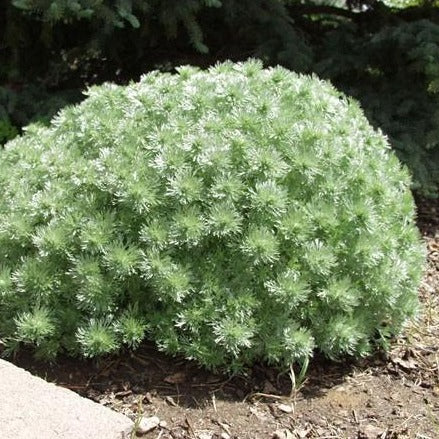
[2,1,439,195]
[316,19,439,197]
[0,61,425,370]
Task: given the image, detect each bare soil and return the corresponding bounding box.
[6,198,439,439]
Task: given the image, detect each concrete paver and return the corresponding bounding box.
[0,359,133,439]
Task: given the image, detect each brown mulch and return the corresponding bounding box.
[6,197,439,439]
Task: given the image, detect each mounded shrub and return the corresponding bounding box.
[0,61,425,370]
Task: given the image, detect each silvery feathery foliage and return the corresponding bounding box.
[0,60,425,370]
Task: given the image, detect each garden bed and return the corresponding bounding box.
[4,198,439,439]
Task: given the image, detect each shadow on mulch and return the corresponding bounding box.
[415,195,438,237]
[7,337,391,411]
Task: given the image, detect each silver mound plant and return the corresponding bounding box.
[0,60,425,370]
